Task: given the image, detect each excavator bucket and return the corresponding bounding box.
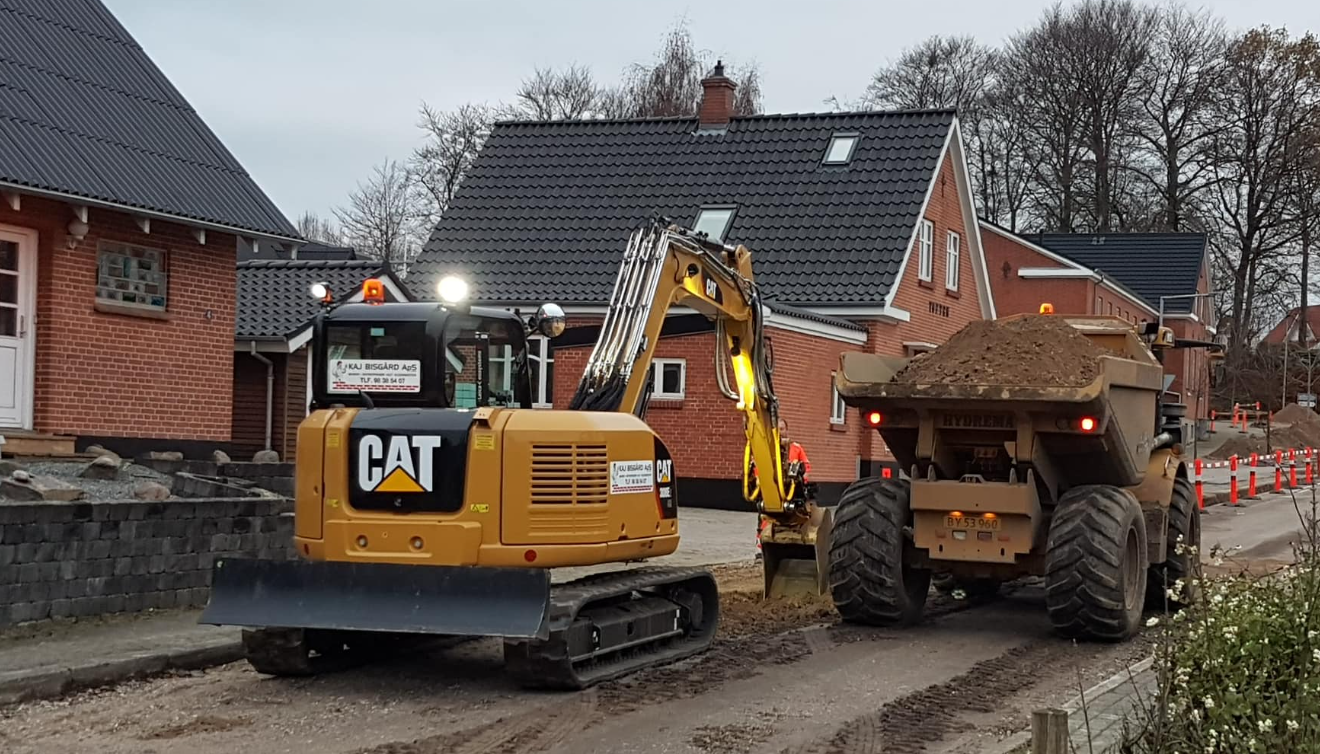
[761,506,834,598]
[201,558,551,639]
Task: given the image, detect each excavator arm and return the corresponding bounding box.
[569,219,829,596]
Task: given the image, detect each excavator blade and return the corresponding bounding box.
[201,558,551,638]
[761,507,834,599]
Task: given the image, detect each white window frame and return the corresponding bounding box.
[528,336,554,408]
[488,343,514,396]
[918,220,933,282]
[945,231,960,291]
[651,358,686,400]
[830,374,846,425]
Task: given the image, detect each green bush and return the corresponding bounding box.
[1120,502,1320,753]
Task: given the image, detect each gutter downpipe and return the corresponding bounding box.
[249,341,274,451]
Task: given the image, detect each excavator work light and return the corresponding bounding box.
[362,278,385,304]
[309,282,331,303]
[437,275,469,305]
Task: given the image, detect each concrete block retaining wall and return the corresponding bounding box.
[0,498,293,627]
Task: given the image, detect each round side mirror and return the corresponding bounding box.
[536,303,566,338]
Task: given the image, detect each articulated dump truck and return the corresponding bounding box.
[830,314,1215,640]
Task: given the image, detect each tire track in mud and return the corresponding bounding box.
[353,590,989,754]
[787,639,1108,754]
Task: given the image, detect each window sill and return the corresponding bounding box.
[945,287,961,299]
[95,301,171,321]
[829,421,848,433]
[650,398,685,409]
[917,278,935,290]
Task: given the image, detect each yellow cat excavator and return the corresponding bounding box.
[201,219,824,688]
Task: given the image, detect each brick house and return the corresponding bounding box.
[234,259,409,461]
[980,221,1214,424]
[411,67,995,505]
[1262,306,1320,348]
[0,0,298,454]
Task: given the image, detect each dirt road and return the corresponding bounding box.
[0,563,1153,754]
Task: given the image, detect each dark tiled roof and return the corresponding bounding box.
[0,1,297,239]
[765,302,865,332]
[237,260,390,340]
[1027,233,1207,314]
[413,110,954,306]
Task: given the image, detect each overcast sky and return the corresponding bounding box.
[102,0,1319,226]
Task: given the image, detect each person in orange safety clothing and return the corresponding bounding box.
[755,419,811,558]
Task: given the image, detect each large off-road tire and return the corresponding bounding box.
[1147,477,1201,610]
[1045,485,1148,641]
[828,478,931,626]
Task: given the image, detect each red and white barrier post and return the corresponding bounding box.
[1195,458,1205,509]
[1230,454,1240,506]
[1210,410,1217,434]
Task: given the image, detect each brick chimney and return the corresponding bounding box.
[698,60,737,128]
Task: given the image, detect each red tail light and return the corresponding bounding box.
[1080,416,1097,432]
[867,411,883,426]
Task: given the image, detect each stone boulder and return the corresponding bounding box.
[148,451,184,462]
[1,473,86,502]
[133,481,171,502]
[0,459,24,477]
[252,449,280,463]
[80,455,121,481]
[211,449,232,464]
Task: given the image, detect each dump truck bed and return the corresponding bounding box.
[836,316,1165,490]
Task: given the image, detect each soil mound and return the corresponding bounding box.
[1275,403,1319,427]
[895,316,1106,388]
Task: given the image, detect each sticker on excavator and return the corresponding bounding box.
[328,359,421,393]
[939,413,1015,429]
[610,460,654,495]
[356,434,442,493]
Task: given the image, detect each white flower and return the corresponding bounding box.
[1203,696,1215,709]
[1259,719,1274,733]
[1313,648,1320,664]
[1147,616,1161,627]
[1212,593,1225,605]
[1309,630,1318,640]
[1288,719,1300,733]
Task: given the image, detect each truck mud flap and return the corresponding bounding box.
[201,558,551,639]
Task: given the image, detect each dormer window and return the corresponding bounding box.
[693,205,736,242]
[824,133,859,165]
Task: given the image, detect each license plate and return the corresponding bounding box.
[945,515,1000,531]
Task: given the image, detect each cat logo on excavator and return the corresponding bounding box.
[356,434,443,494]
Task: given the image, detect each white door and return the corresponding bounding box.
[0,226,36,429]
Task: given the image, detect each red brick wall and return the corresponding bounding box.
[982,226,1090,316]
[1,195,236,440]
[552,322,866,482]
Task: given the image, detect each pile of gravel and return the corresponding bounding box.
[19,460,172,502]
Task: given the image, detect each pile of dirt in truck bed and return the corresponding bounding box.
[895,315,1105,388]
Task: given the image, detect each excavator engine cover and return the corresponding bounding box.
[202,558,551,638]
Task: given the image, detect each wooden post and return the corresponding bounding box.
[1032,708,1070,754]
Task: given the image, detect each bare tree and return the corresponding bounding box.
[603,22,763,118]
[1002,7,1088,232]
[1128,5,1228,232]
[296,211,342,245]
[1212,27,1320,352]
[862,36,995,114]
[511,65,602,120]
[410,103,492,229]
[334,160,428,272]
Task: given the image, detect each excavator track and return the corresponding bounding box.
[504,567,720,690]
[241,627,469,677]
